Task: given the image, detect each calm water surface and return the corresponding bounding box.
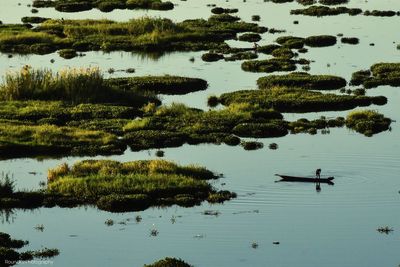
[0,0,399,266]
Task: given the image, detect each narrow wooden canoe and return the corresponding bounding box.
[275,174,334,184]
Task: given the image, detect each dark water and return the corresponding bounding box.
[1,0,400,266]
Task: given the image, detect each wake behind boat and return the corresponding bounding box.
[275,174,335,185]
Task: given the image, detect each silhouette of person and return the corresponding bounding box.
[316,168,321,179]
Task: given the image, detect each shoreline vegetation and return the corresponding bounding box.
[0,232,59,266]
[32,0,175,12]
[0,160,236,212]
[0,15,267,56]
[0,67,393,158]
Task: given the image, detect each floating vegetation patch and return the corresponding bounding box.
[319,0,348,5]
[211,7,239,14]
[0,66,158,107]
[341,37,359,45]
[350,63,400,88]
[0,122,126,158]
[364,10,399,17]
[0,16,267,55]
[0,232,59,266]
[257,72,347,90]
[219,86,387,112]
[106,76,208,95]
[241,141,264,150]
[32,0,174,12]
[304,35,336,47]
[238,33,262,42]
[276,36,305,49]
[144,257,192,267]
[345,110,392,136]
[201,52,224,62]
[46,159,235,212]
[291,6,363,17]
[296,0,316,6]
[58,48,77,59]
[123,103,285,150]
[241,58,300,73]
[21,16,50,24]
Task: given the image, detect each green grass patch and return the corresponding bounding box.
[218,86,387,112]
[257,72,347,90]
[45,159,235,211]
[106,75,208,95]
[144,257,192,267]
[346,110,392,136]
[350,63,400,88]
[291,6,362,16]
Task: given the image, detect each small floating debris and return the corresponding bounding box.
[135,215,142,223]
[273,241,280,245]
[202,210,220,216]
[28,171,37,175]
[105,219,114,226]
[34,224,44,232]
[269,143,278,150]
[194,234,205,239]
[251,242,259,249]
[377,226,393,234]
[150,228,159,237]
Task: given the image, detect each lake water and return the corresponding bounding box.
[0,0,399,266]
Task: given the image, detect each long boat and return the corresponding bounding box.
[275,174,334,185]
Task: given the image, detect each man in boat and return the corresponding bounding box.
[316,168,321,179]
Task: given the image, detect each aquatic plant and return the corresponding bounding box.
[219,86,386,112]
[304,35,336,47]
[58,48,77,59]
[257,72,346,90]
[341,37,359,45]
[241,58,298,73]
[350,63,400,88]
[241,141,264,150]
[319,0,348,5]
[291,6,362,17]
[0,66,157,106]
[0,232,59,266]
[144,257,192,267]
[107,75,208,95]
[345,110,391,136]
[238,33,262,42]
[201,52,224,62]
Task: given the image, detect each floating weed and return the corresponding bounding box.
[251,242,259,249]
[377,226,393,234]
[135,215,142,223]
[105,219,114,226]
[34,224,44,232]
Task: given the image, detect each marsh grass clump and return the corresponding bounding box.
[123,103,285,150]
[21,16,49,24]
[319,0,348,5]
[144,257,192,267]
[155,150,164,157]
[241,58,297,73]
[0,174,15,196]
[58,48,77,59]
[304,35,337,47]
[364,10,397,17]
[207,95,219,107]
[241,141,264,150]
[345,110,391,136]
[291,6,363,17]
[296,0,316,5]
[0,232,59,266]
[351,63,400,88]
[238,33,262,42]
[341,37,359,45]
[0,66,157,107]
[44,159,234,211]
[0,122,126,158]
[201,52,224,62]
[276,36,305,49]
[211,7,238,14]
[219,87,387,113]
[271,47,295,59]
[257,72,346,90]
[107,76,208,95]
[33,0,174,12]
[252,15,261,21]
